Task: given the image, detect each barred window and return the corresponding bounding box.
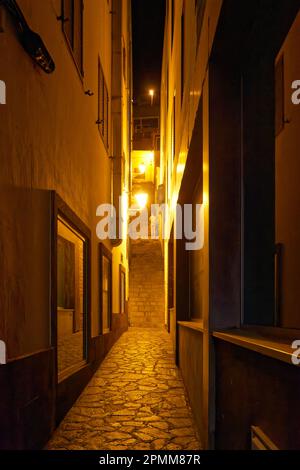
[98,59,109,149]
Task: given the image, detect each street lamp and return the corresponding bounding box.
[149,89,154,106]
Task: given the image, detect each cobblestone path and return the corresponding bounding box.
[47,328,201,450]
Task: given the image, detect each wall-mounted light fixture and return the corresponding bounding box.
[2,0,55,73]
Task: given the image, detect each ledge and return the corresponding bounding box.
[178,320,204,332]
[213,329,299,365]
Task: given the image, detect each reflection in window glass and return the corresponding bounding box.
[120,269,126,314]
[57,218,87,376]
[100,245,112,334]
[102,256,110,333]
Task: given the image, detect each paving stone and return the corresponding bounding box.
[112,409,136,416]
[105,432,133,441]
[47,328,201,450]
[166,443,182,450]
[168,418,195,428]
[152,439,167,450]
[170,427,194,437]
[134,432,154,442]
[150,421,169,430]
[140,427,170,439]
[133,443,151,450]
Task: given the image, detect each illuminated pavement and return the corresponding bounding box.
[47,328,201,450]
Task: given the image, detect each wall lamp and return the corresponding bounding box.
[1,0,55,73]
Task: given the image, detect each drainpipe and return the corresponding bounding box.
[110,0,123,247]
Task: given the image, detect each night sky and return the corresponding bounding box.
[132,0,166,102]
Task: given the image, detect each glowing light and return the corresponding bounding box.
[203,191,209,207]
[149,89,154,105]
[177,163,185,174]
[134,193,148,209]
[145,151,154,163]
[139,163,146,174]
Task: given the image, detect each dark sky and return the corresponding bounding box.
[132,0,166,102]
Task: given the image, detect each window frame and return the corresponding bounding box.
[99,243,112,334]
[61,0,84,78]
[98,57,110,150]
[119,265,126,315]
[51,193,91,383]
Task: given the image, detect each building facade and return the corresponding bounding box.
[0,0,132,449]
[160,0,300,449]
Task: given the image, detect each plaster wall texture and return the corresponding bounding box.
[0,0,131,358]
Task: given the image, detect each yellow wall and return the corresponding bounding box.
[160,0,222,321]
[0,0,131,357]
[112,0,132,314]
[160,0,222,447]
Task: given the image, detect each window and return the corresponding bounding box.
[175,98,203,324]
[141,118,159,129]
[99,244,112,334]
[188,180,203,320]
[195,0,206,45]
[119,265,126,314]
[55,201,90,381]
[61,0,84,75]
[98,58,109,149]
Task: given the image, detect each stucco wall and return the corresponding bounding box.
[0,0,130,358]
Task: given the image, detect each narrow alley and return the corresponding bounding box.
[1,0,300,457]
[47,328,200,451]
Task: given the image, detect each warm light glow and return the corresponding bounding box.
[144,151,154,163]
[149,89,155,105]
[177,163,185,174]
[203,191,209,207]
[134,192,148,209]
[138,163,146,174]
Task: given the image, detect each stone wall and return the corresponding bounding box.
[129,240,165,328]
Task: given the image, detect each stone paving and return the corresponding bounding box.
[47,328,201,451]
